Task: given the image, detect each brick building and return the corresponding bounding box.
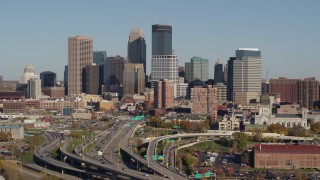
[268,77,300,104]
[254,144,320,169]
[154,79,174,109]
[42,87,65,99]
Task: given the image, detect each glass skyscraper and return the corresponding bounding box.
[127,29,146,75]
[93,51,107,66]
[152,24,172,55]
[185,57,209,83]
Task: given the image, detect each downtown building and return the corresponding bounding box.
[127,29,146,76]
[27,78,42,99]
[122,63,145,96]
[154,79,174,109]
[104,55,125,92]
[297,77,319,110]
[214,58,224,84]
[232,48,262,104]
[190,85,218,119]
[268,77,300,104]
[40,71,56,88]
[151,24,178,83]
[82,64,100,95]
[67,36,93,95]
[185,57,209,83]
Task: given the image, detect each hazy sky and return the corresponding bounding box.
[1,0,319,80]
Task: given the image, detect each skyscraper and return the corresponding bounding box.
[151,24,178,82]
[298,77,319,110]
[64,65,68,95]
[40,71,56,88]
[104,55,125,91]
[154,79,174,109]
[214,58,224,84]
[128,29,146,75]
[123,63,145,96]
[27,78,42,99]
[184,57,209,83]
[19,65,39,84]
[68,36,93,95]
[82,64,100,95]
[233,48,262,103]
[93,51,107,66]
[227,57,236,101]
[269,77,300,104]
[152,24,172,56]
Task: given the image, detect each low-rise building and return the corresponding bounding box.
[72,111,92,120]
[0,126,24,140]
[219,114,240,131]
[254,144,320,169]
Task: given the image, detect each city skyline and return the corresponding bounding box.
[1,1,320,80]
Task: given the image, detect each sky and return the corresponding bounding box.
[0,0,319,81]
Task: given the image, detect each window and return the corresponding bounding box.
[285,160,292,166]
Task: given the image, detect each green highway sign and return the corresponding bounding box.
[195,173,203,179]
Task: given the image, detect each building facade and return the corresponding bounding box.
[42,87,65,99]
[268,77,300,104]
[68,36,93,95]
[123,63,145,96]
[233,48,262,103]
[19,65,39,84]
[151,55,178,82]
[297,77,319,110]
[152,24,172,56]
[219,114,240,131]
[254,144,320,169]
[104,55,125,88]
[40,71,56,88]
[93,51,107,66]
[82,64,100,95]
[190,85,218,119]
[154,79,174,109]
[185,57,209,83]
[214,58,224,84]
[27,78,42,99]
[213,83,227,103]
[128,29,146,75]
[227,57,236,101]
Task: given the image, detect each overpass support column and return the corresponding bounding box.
[112,173,118,180]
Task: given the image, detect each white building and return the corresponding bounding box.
[254,94,309,129]
[151,55,178,83]
[27,78,42,99]
[174,82,188,98]
[19,65,39,84]
[219,114,240,131]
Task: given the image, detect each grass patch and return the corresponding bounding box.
[68,138,82,152]
[84,142,96,154]
[50,146,61,159]
[20,153,34,164]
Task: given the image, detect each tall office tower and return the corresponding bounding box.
[214,58,224,84]
[151,24,178,82]
[27,78,42,99]
[213,83,227,103]
[40,71,56,88]
[19,65,39,84]
[227,57,236,101]
[152,24,172,56]
[190,85,218,119]
[154,79,174,109]
[123,63,145,96]
[128,29,146,75]
[64,65,68,95]
[0,75,3,91]
[298,77,319,110]
[104,55,125,89]
[178,66,185,78]
[269,77,300,104]
[93,51,107,66]
[82,64,99,95]
[184,57,209,83]
[223,65,228,84]
[233,48,262,104]
[68,36,93,95]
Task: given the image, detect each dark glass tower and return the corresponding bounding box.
[214,59,224,84]
[227,57,236,101]
[93,51,107,66]
[152,24,172,55]
[40,71,56,88]
[128,29,146,75]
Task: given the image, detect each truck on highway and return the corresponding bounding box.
[97,151,103,155]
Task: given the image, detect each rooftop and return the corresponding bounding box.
[255,144,320,154]
[275,114,302,118]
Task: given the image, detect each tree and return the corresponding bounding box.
[288,126,308,137]
[310,122,320,133]
[0,132,11,142]
[252,131,263,142]
[232,132,248,149]
[268,124,288,135]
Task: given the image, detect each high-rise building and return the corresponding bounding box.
[152,24,172,56]
[68,36,93,95]
[151,55,178,82]
[27,78,41,99]
[123,63,145,96]
[93,51,107,66]
[64,65,68,95]
[82,64,100,95]
[128,29,146,75]
[223,65,228,84]
[233,48,262,103]
[268,77,300,104]
[185,57,209,83]
[104,55,125,89]
[40,71,56,88]
[190,85,218,119]
[151,24,178,83]
[214,58,224,84]
[213,83,227,103]
[227,57,236,101]
[178,67,185,78]
[154,79,174,109]
[19,65,39,84]
[298,77,319,110]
